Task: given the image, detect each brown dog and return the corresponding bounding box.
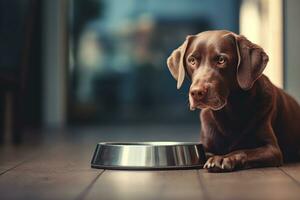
[167,30,300,172]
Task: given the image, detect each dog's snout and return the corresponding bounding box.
[190,86,207,101]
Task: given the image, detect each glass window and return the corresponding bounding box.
[68,0,240,125]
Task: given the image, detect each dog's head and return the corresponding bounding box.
[167,30,269,111]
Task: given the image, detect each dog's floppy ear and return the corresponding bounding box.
[167,35,194,89]
[234,35,269,90]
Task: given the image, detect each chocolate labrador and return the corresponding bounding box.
[167,30,300,172]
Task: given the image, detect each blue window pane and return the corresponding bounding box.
[68,0,240,125]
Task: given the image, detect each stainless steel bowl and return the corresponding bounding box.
[91,142,206,170]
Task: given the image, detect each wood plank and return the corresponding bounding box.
[0,167,8,174]
[280,163,300,184]
[13,142,94,172]
[0,169,102,200]
[0,137,103,200]
[85,170,207,200]
[0,130,57,173]
[0,145,41,173]
[197,167,300,200]
[0,128,100,172]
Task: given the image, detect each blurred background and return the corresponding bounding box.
[0,0,299,144]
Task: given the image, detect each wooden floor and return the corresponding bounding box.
[0,126,299,200]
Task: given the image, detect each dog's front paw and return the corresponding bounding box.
[203,153,247,172]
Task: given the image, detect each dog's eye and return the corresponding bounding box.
[188,57,197,66]
[217,56,226,64]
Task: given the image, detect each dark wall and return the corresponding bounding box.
[0,0,43,128]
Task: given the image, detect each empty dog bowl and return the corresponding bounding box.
[91,142,206,170]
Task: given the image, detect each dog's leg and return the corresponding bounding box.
[204,125,283,172]
[204,145,283,172]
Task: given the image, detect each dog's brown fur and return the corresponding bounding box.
[167,30,300,172]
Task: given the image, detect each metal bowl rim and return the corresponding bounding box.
[91,163,203,170]
[97,141,203,147]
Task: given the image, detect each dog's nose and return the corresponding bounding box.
[190,86,207,101]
